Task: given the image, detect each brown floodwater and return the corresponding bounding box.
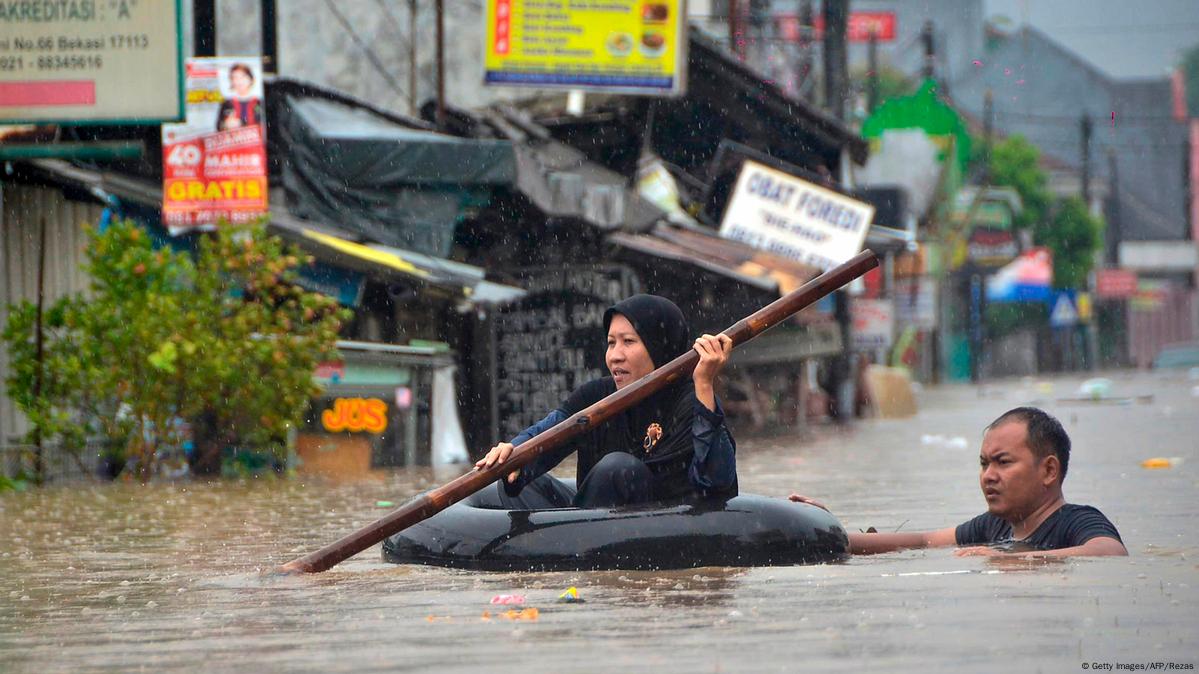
[2,371,1197,673]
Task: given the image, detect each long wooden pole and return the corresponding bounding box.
[280,250,879,573]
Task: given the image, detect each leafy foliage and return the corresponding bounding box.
[2,220,349,481]
[984,135,1103,289]
[1044,197,1105,290]
[986,135,1051,231]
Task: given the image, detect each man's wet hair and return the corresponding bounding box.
[986,407,1070,481]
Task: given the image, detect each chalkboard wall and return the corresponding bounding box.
[493,265,641,440]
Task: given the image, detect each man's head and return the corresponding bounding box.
[978,407,1071,520]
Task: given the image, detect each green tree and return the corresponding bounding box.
[983,135,1102,289]
[2,220,349,481]
[1043,196,1105,289]
[986,135,1051,230]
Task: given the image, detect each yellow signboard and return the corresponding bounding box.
[484,0,686,96]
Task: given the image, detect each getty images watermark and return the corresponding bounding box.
[1082,664,1194,671]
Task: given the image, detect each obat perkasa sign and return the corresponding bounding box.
[719,160,875,271]
[161,58,267,232]
[484,0,686,96]
[0,0,183,124]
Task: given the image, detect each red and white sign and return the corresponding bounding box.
[161,58,268,232]
[778,11,896,43]
[850,298,895,351]
[1095,269,1138,299]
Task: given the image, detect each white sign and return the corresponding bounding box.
[0,0,183,124]
[851,299,895,351]
[719,160,875,271]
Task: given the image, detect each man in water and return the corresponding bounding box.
[790,407,1127,557]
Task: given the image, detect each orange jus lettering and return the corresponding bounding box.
[321,398,388,434]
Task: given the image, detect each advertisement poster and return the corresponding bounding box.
[484,0,686,96]
[161,57,268,231]
[719,159,875,271]
[0,0,183,124]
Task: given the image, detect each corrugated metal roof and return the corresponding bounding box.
[609,224,822,295]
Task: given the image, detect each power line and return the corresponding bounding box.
[321,0,410,101]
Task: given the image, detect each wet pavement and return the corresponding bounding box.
[1,370,1196,673]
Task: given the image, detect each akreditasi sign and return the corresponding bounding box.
[161,57,267,232]
[0,0,183,124]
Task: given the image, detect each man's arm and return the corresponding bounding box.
[955,536,1128,558]
[849,527,958,555]
[788,494,957,554]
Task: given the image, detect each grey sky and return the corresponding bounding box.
[984,0,1199,79]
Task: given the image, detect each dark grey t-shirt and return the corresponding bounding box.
[955,504,1122,551]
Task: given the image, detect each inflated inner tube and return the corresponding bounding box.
[382,481,849,571]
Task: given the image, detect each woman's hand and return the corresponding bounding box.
[474,442,520,483]
[692,333,732,412]
[692,333,732,386]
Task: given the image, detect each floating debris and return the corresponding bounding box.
[501,607,539,621]
[375,501,394,508]
[490,594,526,605]
[557,586,584,603]
[1141,457,1183,470]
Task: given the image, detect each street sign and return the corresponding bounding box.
[1049,292,1078,327]
[483,0,687,96]
[0,0,183,124]
[719,159,874,271]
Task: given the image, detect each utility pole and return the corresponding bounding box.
[821,0,853,420]
[1080,113,1093,208]
[728,0,742,60]
[983,88,994,172]
[920,20,935,80]
[822,0,848,120]
[32,218,47,486]
[409,0,418,115]
[1105,149,1121,265]
[261,0,277,73]
[797,0,814,102]
[866,28,879,114]
[435,0,446,129]
[194,0,216,57]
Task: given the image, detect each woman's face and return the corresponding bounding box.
[606,314,655,389]
[230,69,253,96]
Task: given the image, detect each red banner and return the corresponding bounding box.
[1095,269,1138,299]
[778,11,896,43]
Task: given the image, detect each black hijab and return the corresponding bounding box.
[560,294,698,495]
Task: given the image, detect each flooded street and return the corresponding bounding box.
[2,371,1196,673]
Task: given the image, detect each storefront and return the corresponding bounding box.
[297,341,465,478]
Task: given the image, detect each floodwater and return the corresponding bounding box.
[2,371,1196,673]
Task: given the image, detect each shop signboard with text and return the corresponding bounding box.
[484,0,686,96]
[0,0,183,124]
[161,57,267,231]
[719,159,874,271]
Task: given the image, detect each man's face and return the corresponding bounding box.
[978,421,1055,521]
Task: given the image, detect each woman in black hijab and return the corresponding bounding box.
[475,294,737,508]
